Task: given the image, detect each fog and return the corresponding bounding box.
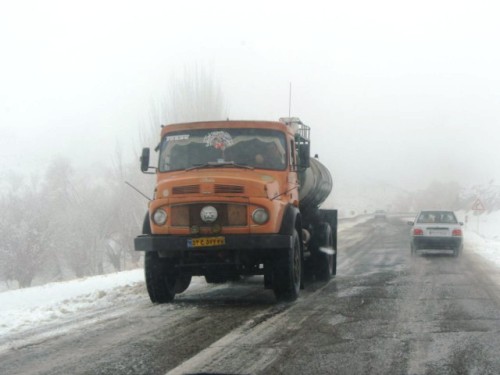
[2,0,500,192]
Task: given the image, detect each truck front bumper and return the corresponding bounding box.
[134,234,293,253]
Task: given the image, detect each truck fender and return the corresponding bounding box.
[319,209,338,251]
[279,204,301,236]
[142,212,151,234]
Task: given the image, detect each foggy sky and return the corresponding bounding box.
[1,0,500,191]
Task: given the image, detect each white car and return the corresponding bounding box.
[408,210,463,257]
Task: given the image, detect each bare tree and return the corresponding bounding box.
[0,66,229,290]
[39,158,109,278]
[131,64,228,234]
[139,64,228,147]
[106,142,150,271]
[0,174,48,288]
[167,64,228,124]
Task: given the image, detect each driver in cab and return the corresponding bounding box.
[255,142,284,169]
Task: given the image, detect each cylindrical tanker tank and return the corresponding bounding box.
[298,157,333,209]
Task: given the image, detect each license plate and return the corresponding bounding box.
[429,230,447,236]
[187,237,225,248]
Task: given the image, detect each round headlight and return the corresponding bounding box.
[153,208,168,225]
[252,208,269,224]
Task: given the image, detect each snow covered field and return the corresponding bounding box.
[464,212,500,268]
[1,212,499,338]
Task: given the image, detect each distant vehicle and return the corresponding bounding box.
[374,210,386,219]
[408,210,463,257]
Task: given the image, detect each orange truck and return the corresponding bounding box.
[134,117,336,302]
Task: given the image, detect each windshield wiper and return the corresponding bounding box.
[185,161,254,171]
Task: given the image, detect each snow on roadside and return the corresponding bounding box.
[0,269,216,338]
[0,269,145,336]
[465,231,500,268]
[462,210,500,269]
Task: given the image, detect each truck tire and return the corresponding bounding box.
[175,275,192,294]
[142,213,176,302]
[273,229,301,302]
[315,224,335,282]
[332,225,337,276]
[144,252,176,303]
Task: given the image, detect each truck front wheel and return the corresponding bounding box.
[273,229,301,302]
[175,274,192,294]
[144,252,177,303]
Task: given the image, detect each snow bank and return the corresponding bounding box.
[0,270,145,336]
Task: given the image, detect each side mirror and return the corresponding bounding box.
[407,221,414,226]
[140,148,150,172]
[459,222,464,226]
[298,143,310,169]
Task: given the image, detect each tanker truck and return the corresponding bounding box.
[134,117,337,302]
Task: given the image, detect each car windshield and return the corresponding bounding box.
[416,211,458,224]
[158,128,287,172]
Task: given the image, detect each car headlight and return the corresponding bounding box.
[152,208,168,225]
[252,208,269,224]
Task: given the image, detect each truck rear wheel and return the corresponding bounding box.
[314,223,336,281]
[144,252,177,303]
[315,249,335,281]
[273,229,301,302]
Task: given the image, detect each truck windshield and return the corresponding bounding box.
[158,128,287,172]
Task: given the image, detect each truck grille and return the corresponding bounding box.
[171,204,247,227]
[172,185,200,194]
[214,184,244,194]
[171,185,244,194]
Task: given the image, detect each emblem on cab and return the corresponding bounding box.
[200,206,218,223]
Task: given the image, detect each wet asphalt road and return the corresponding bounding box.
[1,216,500,375]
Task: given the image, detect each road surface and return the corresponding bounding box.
[1,216,500,374]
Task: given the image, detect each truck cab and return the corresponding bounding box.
[135,119,336,302]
